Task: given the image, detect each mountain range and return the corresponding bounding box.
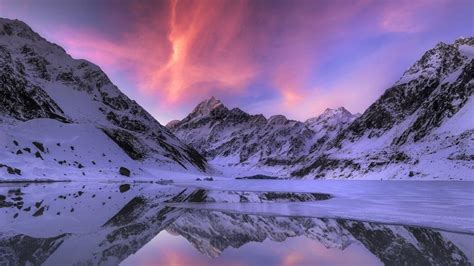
[0,18,472,180]
[168,39,473,180]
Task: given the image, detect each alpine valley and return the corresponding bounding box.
[0,18,473,181]
[0,14,473,266]
[168,38,474,180]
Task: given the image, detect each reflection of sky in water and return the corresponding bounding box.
[122,230,382,266]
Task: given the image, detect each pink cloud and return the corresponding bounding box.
[50,0,261,109]
[379,0,449,33]
[22,0,463,123]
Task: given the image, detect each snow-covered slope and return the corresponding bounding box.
[293,37,474,180]
[0,18,210,180]
[167,97,357,176]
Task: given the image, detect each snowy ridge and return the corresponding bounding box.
[293,37,474,180]
[168,99,357,176]
[0,18,210,180]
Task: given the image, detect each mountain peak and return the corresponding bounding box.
[305,106,355,126]
[166,120,180,129]
[190,96,227,118]
[322,107,351,116]
[0,18,41,41]
[395,37,471,86]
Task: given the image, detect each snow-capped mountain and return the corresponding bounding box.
[0,18,210,180]
[293,37,474,179]
[169,38,473,180]
[1,18,471,180]
[167,97,357,175]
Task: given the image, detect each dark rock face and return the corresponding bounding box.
[102,129,146,160]
[394,59,473,145]
[333,38,473,147]
[119,167,131,177]
[0,233,68,265]
[103,196,146,227]
[339,221,469,266]
[0,45,69,122]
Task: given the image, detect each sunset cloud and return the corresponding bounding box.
[2,0,472,122]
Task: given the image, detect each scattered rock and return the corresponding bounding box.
[32,207,44,217]
[119,167,131,177]
[119,184,131,193]
[32,141,45,152]
[34,151,43,160]
[13,140,19,146]
[35,201,43,208]
[8,188,22,195]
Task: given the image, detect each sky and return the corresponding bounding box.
[0,0,473,123]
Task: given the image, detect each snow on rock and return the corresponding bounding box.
[169,37,473,180]
[292,37,474,180]
[0,18,211,180]
[168,98,358,176]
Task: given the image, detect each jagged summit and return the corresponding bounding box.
[168,98,356,171]
[304,107,356,128]
[454,36,474,46]
[0,18,38,39]
[397,37,474,86]
[267,114,288,125]
[190,96,227,118]
[165,119,180,128]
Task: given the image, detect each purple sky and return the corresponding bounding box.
[1,0,473,123]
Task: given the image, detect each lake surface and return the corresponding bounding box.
[0,181,472,265]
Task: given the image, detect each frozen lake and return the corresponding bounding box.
[0,180,472,265]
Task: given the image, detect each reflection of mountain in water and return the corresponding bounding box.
[168,210,471,265]
[0,187,472,265]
